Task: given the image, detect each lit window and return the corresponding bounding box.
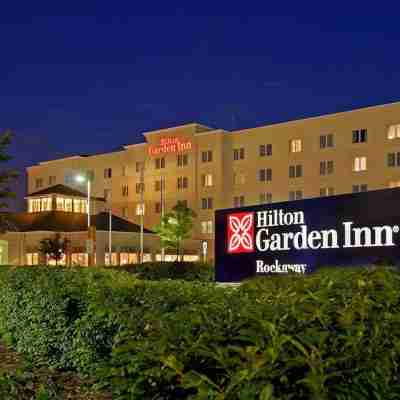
[201,174,213,187]
[201,221,213,234]
[388,124,400,140]
[26,253,39,265]
[71,253,88,266]
[74,199,87,213]
[136,203,145,216]
[353,157,367,171]
[389,181,400,188]
[290,139,302,153]
[320,161,334,175]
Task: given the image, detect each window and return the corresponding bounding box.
[388,124,400,140]
[154,179,165,192]
[177,177,188,190]
[28,197,52,212]
[201,221,213,234]
[155,158,165,169]
[136,203,145,215]
[48,176,56,185]
[26,253,39,266]
[259,144,272,157]
[233,172,246,185]
[353,184,368,193]
[64,174,73,185]
[201,174,213,187]
[353,157,367,171]
[201,150,213,162]
[104,168,112,179]
[136,182,144,194]
[104,189,111,201]
[73,199,87,213]
[122,166,127,176]
[155,202,162,214]
[136,162,144,173]
[289,190,303,201]
[320,187,334,197]
[177,154,188,167]
[290,139,302,153]
[389,181,400,188]
[320,161,334,175]
[259,192,272,204]
[259,169,272,182]
[387,152,400,167]
[233,196,245,207]
[64,198,72,212]
[289,165,303,178]
[352,129,368,143]
[122,185,129,197]
[55,197,72,212]
[233,148,245,160]
[201,198,213,210]
[35,178,43,189]
[122,207,128,218]
[320,134,334,149]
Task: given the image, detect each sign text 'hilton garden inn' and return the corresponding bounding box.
[215,188,400,282]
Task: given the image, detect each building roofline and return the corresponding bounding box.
[232,100,400,134]
[142,123,214,136]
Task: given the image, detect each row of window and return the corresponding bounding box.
[28,197,87,213]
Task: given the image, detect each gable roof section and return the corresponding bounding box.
[1,211,153,233]
[27,184,106,202]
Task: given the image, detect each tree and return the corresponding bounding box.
[0,130,19,232]
[39,233,70,266]
[154,201,196,262]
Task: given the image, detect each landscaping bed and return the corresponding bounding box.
[0,265,399,399]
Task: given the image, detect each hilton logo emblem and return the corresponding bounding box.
[227,212,254,254]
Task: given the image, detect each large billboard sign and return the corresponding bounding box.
[215,188,400,282]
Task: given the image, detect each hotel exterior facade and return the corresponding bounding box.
[26,101,400,261]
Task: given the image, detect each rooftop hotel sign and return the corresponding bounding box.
[215,188,400,282]
[148,137,192,156]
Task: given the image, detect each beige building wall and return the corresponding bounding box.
[27,102,400,259]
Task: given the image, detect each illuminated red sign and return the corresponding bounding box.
[148,137,192,156]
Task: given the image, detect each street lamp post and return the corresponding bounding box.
[76,173,94,266]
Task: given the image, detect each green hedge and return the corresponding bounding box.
[0,266,400,399]
[115,261,214,281]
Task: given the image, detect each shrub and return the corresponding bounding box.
[0,266,400,399]
[114,261,214,282]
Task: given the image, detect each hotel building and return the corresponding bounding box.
[20,101,400,263]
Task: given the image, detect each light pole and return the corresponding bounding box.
[76,173,93,266]
[139,162,144,263]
